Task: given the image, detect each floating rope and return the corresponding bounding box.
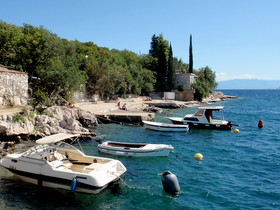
[172,150,179,158]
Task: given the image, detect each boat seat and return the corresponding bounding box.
[53,151,67,161]
[84,162,104,171]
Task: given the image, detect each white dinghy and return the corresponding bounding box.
[0,133,126,194]
[142,120,189,132]
[97,140,174,157]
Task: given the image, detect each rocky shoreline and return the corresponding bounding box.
[0,91,236,155]
[0,106,98,156]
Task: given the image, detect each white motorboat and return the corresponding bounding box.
[0,133,126,194]
[97,141,174,157]
[167,106,236,130]
[142,120,189,132]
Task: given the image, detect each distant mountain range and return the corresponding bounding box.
[217,79,280,89]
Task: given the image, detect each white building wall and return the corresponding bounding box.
[175,73,198,89]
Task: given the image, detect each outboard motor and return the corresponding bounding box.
[93,135,105,144]
[160,171,180,195]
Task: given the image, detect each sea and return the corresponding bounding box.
[0,89,279,210]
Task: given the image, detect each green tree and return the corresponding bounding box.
[0,21,24,69]
[37,58,87,105]
[173,57,188,73]
[20,24,63,81]
[166,44,175,91]
[0,21,157,105]
[192,66,217,101]
[149,34,169,92]
[189,34,193,73]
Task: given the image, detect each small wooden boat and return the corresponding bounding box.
[142,120,189,132]
[97,141,174,157]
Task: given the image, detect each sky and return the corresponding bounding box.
[1,0,280,81]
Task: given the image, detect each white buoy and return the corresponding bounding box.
[160,171,180,195]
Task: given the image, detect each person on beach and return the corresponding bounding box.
[121,103,128,110]
[117,102,128,110]
[117,101,121,109]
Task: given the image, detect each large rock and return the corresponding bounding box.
[44,106,98,127]
[0,105,98,138]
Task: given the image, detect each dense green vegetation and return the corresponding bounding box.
[0,21,217,106]
[192,66,218,100]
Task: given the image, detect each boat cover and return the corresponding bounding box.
[198,106,224,110]
[36,133,80,144]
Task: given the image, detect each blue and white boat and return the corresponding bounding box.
[142,120,189,132]
[97,141,174,157]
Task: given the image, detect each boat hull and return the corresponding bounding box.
[98,142,173,157]
[142,120,189,132]
[3,166,111,194]
[169,119,232,130]
[98,148,171,157]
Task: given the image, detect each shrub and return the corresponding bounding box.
[12,113,26,123]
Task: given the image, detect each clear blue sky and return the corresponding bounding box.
[1,0,280,81]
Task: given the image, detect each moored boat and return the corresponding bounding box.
[167,106,236,130]
[142,120,189,132]
[0,133,126,194]
[97,141,174,157]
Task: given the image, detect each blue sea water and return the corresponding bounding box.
[0,90,280,209]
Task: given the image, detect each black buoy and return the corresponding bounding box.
[160,171,180,195]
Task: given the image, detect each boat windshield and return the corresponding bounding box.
[54,141,80,151]
[206,109,224,122]
[195,109,204,116]
[22,144,55,159]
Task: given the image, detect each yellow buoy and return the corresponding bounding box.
[234,129,240,133]
[194,153,203,160]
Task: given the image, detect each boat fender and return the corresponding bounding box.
[258,119,264,128]
[160,171,180,195]
[71,177,77,192]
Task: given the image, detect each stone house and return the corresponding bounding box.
[174,72,197,101]
[0,65,28,107]
[175,72,198,89]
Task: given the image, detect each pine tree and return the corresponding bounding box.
[189,34,193,73]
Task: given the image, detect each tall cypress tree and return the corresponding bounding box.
[189,34,193,73]
[157,41,167,92]
[166,43,175,91]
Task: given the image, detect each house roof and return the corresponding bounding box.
[0,65,27,75]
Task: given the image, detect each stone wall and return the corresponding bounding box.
[175,90,195,101]
[0,66,28,107]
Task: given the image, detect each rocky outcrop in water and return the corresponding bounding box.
[202,91,237,103]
